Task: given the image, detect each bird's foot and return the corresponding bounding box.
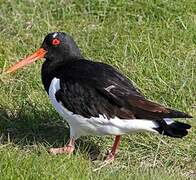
[49,145,74,155]
[49,138,75,155]
[93,152,115,171]
[105,152,115,162]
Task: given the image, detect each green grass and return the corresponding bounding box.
[0,0,196,179]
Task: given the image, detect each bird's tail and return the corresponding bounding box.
[153,118,191,138]
[165,109,192,118]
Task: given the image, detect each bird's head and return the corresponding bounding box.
[5,32,82,74]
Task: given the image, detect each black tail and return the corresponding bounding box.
[167,109,193,118]
[154,120,191,138]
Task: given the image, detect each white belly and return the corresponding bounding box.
[48,78,158,139]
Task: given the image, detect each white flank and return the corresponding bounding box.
[49,78,160,139]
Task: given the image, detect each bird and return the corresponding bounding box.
[5,32,192,162]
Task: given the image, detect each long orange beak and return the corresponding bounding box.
[5,48,47,74]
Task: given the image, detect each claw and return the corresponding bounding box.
[49,137,75,155]
[93,153,115,171]
[49,145,74,155]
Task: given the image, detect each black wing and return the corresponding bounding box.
[55,60,191,119]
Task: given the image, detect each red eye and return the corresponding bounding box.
[52,38,60,45]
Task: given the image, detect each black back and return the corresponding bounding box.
[41,32,192,120]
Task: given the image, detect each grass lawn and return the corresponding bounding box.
[0,0,195,179]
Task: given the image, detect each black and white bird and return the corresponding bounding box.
[6,32,192,162]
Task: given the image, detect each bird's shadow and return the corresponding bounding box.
[0,106,101,160]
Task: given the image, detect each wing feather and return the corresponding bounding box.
[56,60,191,119]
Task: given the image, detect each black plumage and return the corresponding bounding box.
[6,31,192,158]
[40,32,192,138]
[42,59,191,120]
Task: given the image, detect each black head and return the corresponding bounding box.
[5,32,83,74]
[41,32,83,61]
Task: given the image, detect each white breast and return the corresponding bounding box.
[48,78,159,139]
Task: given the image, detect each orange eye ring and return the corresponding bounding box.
[52,38,60,45]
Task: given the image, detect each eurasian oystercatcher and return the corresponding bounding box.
[5,32,192,162]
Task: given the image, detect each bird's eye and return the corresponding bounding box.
[52,38,61,46]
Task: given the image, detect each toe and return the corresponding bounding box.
[49,146,74,155]
[49,147,63,155]
[105,153,115,162]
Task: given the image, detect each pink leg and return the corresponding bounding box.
[49,137,75,155]
[105,135,121,162]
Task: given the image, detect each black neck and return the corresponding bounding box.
[41,57,81,93]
